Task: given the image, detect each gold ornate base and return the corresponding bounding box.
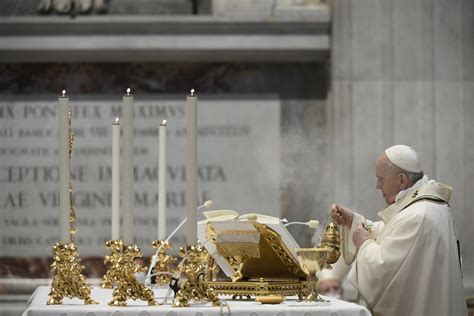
[205,279,316,300]
[102,241,157,306]
[47,242,98,305]
[301,277,326,302]
[173,245,220,307]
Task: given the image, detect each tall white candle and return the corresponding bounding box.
[186,89,198,245]
[122,88,134,244]
[58,90,70,244]
[111,117,121,241]
[158,119,167,240]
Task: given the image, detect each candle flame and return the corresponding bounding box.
[114,117,120,124]
[126,88,131,95]
[62,90,66,97]
[190,89,195,96]
[161,119,167,126]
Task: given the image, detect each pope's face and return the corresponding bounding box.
[317,279,342,298]
[375,155,402,205]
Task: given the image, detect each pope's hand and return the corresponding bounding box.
[353,224,371,248]
[330,204,354,229]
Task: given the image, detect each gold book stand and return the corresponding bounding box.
[198,213,340,301]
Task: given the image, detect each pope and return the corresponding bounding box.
[331,145,467,315]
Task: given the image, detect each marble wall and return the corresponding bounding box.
[0,0,331,292]
[0,61,329,271]
[330,0,474,295]
[0,2,332,314]
[0,63,327,98]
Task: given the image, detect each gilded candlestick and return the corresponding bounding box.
[48,106,96,305]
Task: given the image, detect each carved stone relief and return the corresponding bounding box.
[37,0,107,15]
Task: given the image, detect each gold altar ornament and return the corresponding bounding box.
[255,295,286,304]
[151,240,177,285]
[68,109,78,243]
[47,109,97,305]
[173,245,220,307]
[106,243,157,306]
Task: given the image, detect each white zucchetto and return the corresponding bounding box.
[385,145,422,173]
[317,265,343,282]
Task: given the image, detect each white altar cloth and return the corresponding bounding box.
[23,286,370,316]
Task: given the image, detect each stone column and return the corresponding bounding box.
[330,0,474,294]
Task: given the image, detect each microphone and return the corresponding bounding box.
[197,200,213,210]
[283,219,320,229]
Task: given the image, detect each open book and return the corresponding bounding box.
[197,210,306,281]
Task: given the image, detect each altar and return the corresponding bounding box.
[23,286,370,316]
[11,90,360,314]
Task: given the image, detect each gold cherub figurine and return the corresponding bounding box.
[108,244,156,306]
[101,239,124,289]
[47,243,97,305]
[173,245,220,307]
[151,240,177,285]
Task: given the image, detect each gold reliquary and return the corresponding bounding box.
[197,211,340,300]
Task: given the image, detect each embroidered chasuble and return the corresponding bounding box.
[343,177,467,316]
